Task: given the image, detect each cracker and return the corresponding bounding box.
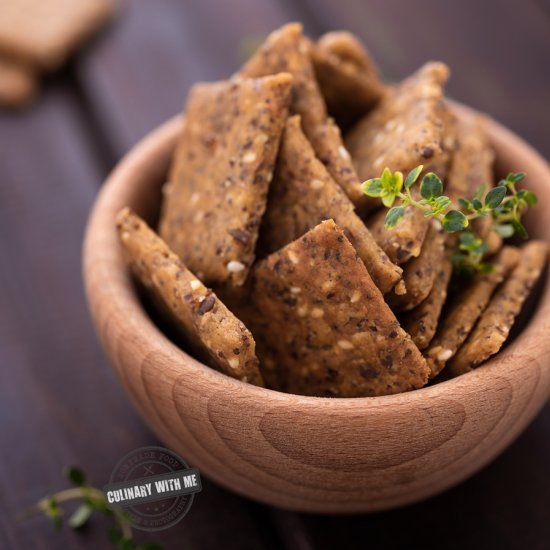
[345,62,449,180]
[249,219,429,397]
[0,55,36,107]
[117,208,264,387]
[0,0,114,69]
[447,111,501,253]
[447,241,548,376]
[367,206,430,265]
[159,73,292,287]
[387,222,446,311]
[425,246,520,378]
[260,115,402,295]
[400,254,453,349]
[239,23,371,212]
[311,31,386,129]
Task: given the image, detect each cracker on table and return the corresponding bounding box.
[0,0,114,69]
[159,73,292,287]
[117,208,264,387]
[425,246,520,378]
[259,115,402,295]
[447,240,548,376]
[400,253,453,350]
[0,55,36,107]
[367,207,430,266]
[239,23,372,212]
[345,62,450,180]
[387,221,446,311]
[311,31,386,130]
[249,219,429,396]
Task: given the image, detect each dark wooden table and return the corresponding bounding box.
[2,1,549,549]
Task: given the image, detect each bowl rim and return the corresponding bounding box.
[83,102,550,411]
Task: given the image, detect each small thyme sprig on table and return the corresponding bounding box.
[362,166,537,275]
[22,467,161,550]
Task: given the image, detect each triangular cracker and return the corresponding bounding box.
[249,219,429,396]
[260,115,402,295]
[426,246,520,378]
[447,241,547,376]
[239,23,373,212]
[311,31,386,129]
[117,208,264,387]
[159,73,292,287]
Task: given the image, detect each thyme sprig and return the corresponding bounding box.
[22,467,161,550]
[362,166,537,275]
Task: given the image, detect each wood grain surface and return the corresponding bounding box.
[1,1,549,548]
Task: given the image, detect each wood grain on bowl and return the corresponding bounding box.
[83,105,550,513]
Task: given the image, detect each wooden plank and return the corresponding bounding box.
[0,84,279,549]
[74,0,321,157]
[294,0,550,158]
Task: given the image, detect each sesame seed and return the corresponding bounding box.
[338,340,354,350]
[190,192,200,204]
[120,231,130,242]
[227,260,246,273]
[322,280,334,292]
[438,349,453,362]
[228,358,240,369]
[243,152,257,163]
[350,290,361,303]
[373,155,384,168]
[338,145,350,160]
[297,305,308,317]
[311,307,324,318]
[288,250,299,264]
[290,286,301,294]
[266,172,273,183]
[190,280,202,291]
[310,179,324,189]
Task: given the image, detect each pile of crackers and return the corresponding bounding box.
[117,23,547,398]
[0,0,114,108]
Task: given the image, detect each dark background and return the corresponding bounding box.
[1,1,549,549]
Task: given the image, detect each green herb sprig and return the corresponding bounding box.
[22,467,161,550]
[362,166,537,275]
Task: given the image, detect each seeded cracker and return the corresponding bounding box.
[260,115,402,295]
[239,23,372,212]
[249,219,429,397]
[0,0,114,69]
[346,62,449,260]
[425,246,520,378]
[447,241,548,376]
[159,73,292,287]
[0,55,35,107]
[367,207,429,265]
[117,208,264,387]
[400,253,453,349]
[447,112,502,254]
[387,222,446,311]
[311,31,386,129]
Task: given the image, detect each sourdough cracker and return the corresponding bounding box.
[159,73,292,287]
[387,222,446,311]
[311,31,386,129]
[239,23,371,212]
[249,219,429,396]
[117,208,263,387]
[367,207,429,265]
[400,254,453,350]
[260,115,402,295]
[426,246,520,378]
[0,0,114,69]
[447,241,547,376]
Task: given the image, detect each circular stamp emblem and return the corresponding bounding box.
[104,446,201,532]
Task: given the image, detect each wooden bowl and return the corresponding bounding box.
[83,104,550,513]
